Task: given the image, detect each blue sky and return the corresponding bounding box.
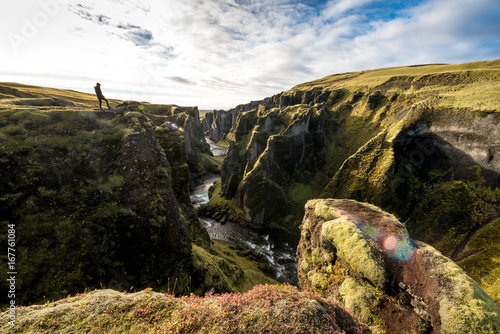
[1,0,499,109]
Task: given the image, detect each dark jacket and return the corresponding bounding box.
[94,85,105,99]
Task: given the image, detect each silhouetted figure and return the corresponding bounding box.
[94,82,111,110]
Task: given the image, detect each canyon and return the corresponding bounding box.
[1,59,500,333]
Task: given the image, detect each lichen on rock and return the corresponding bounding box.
[321,218,387,290]
[297,198,500,333]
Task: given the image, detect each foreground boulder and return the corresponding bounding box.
[297,199,500,333]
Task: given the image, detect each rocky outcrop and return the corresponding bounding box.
[144,104,213,179]
[205,109,238,142]
[0,104,194,304]
[297,199,500,333]
[201,110,214,132]
[203,89,330,142]
[155,122,211,248]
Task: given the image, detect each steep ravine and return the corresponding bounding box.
[201,59,500,302]
[0,90,275,306]
[191,140,298,285]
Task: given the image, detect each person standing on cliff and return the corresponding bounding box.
[94,82,111,110]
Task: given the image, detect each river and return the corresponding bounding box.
[191,139,298,285]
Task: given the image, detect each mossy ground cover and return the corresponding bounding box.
[0,284,369,334]
[196,151,224,173]
[192,241,277,295]
[456,218,500,306]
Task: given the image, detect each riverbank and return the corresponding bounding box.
[190,140,298,285]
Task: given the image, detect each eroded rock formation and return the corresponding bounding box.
[0,103,193,304]
[297,198,500,333]
[203,60,500,301]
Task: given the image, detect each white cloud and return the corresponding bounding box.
[0,0,498,109]
[322,0,374,20]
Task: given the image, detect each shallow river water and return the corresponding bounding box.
[190,140,298,285]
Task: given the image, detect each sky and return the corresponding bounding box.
[0,0,499,109]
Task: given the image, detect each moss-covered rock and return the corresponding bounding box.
[297,199,500,333]
[322,218,387,290]
[416,241,500,334]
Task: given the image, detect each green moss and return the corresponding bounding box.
[310,272,329,292]
[339,277,380,327]
[10,109,51,127]
[321,218,386,289]
[0,124,28,139]
[311,199,342,221]
[408,174,500,258]
[191,244,239,294]
[209,241,277,291]
[416,241,500,334]
[0,284,369,334]
[290,183,313,206]
[124,111,144,119]
[196,152,224,173]
[191,242,277,295]
[204,180,245,221]
[456,218,500,305]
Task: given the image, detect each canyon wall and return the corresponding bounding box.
[203,60,500,302]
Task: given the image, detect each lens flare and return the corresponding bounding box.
[384,235,398,250]
[394,239,416,261]
[406,129,417,137]
[164,122,184,132]
[384,235,416,261]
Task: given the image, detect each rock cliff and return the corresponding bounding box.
[144,104,215,179]
[0,101,193,304]
[0,86,274,306]
[204,59,500,301]
[297,198,500,333]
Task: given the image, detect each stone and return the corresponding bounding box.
[297,199,500,334]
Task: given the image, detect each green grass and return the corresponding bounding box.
[210,241,277,291]
[292,59,500,111]
[456,218,500,305]
[197,152,225,172]
[199,109,212,119]
[0,82,123,109]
